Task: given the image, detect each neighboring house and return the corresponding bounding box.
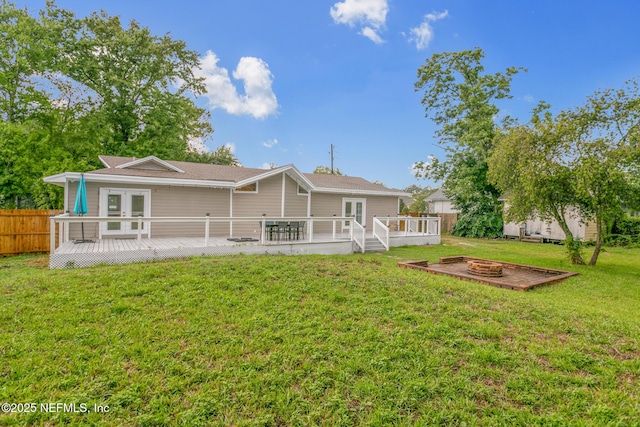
[44,155,410,241]
[500,198,597,242]
[425,188,459,232]
[425,188,459,214]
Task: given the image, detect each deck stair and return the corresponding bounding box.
[363,237,387,253]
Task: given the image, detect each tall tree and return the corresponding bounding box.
[0,1,89,208]
[0,2,217,208]
[566,79,640,265]
[65,10,213,159]
[0,1,49,123]
[414,48,524,237]
[489,78,640,266]
[489,103,586,264]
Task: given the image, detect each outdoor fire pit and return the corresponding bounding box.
[466,260,503,277]
[397,256,579,291]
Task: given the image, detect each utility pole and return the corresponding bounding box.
[330,144,335,175]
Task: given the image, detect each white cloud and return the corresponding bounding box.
[195,51,278,119]
[330,0,388,43]
[224,142,236,153]
[361,26,384,44]
[262,138,278,148]
[523,94,535,103]
[409,10,448,50]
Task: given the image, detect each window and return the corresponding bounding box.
[297,185,309,195]
[235,182,258,193]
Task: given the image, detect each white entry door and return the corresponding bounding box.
[100,188,150,237]
[342,198,366,231]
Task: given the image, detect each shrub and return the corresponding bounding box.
[608,215,640,247]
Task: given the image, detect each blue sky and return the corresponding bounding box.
[15,0,640,190]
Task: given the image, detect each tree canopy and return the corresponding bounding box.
[0,1,223,209]
[489,79,640,265]
[313,165,343,175]
[184,145,240,166]
[414,48,525,237]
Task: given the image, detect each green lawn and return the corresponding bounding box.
[1,237,638,426]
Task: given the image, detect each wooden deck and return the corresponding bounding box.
[49,232,440,269]
[49,234,355,269]
[54,234,351,254]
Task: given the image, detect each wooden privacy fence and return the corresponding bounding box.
[436,213,458,233]
[0,210,62,255]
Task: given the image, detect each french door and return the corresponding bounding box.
[99,188,150,237]
[342,198,366,231]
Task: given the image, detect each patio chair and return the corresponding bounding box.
[262,221,277,241]
[296,221,305,240]
[288,221,299,240]
[276,221,289,241]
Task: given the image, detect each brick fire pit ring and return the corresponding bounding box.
[467,260,503,277]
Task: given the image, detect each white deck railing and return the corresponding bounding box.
[50,214,441,257]
[50,215,355,255]
[384,216,440,236]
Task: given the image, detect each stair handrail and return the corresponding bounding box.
[351,218,366,253]
[372,217,389,251]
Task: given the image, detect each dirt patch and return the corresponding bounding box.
[26,257,49,269]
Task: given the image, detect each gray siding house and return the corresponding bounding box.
[44,155,409,241]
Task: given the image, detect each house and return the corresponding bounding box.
[45,155,411,239]
[500,198,597,243]
[425,188,458,214]
[425,187,459,232]
[44,155,441,268]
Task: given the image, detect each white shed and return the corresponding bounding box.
[502,203,597,242]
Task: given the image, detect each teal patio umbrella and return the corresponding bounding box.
[73,173,91,243]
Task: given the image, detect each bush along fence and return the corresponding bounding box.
[0,210,61,255]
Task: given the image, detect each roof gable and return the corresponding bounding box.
[112,156,185,173]
[426,188,449,202]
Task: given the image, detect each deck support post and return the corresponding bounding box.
[204,213,210,247]
[332,214,336,240]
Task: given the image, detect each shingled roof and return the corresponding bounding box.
[85,155,407,196]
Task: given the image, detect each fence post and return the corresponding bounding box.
[204,213,210,247]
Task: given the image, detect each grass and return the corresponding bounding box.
[1,237,638,426]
